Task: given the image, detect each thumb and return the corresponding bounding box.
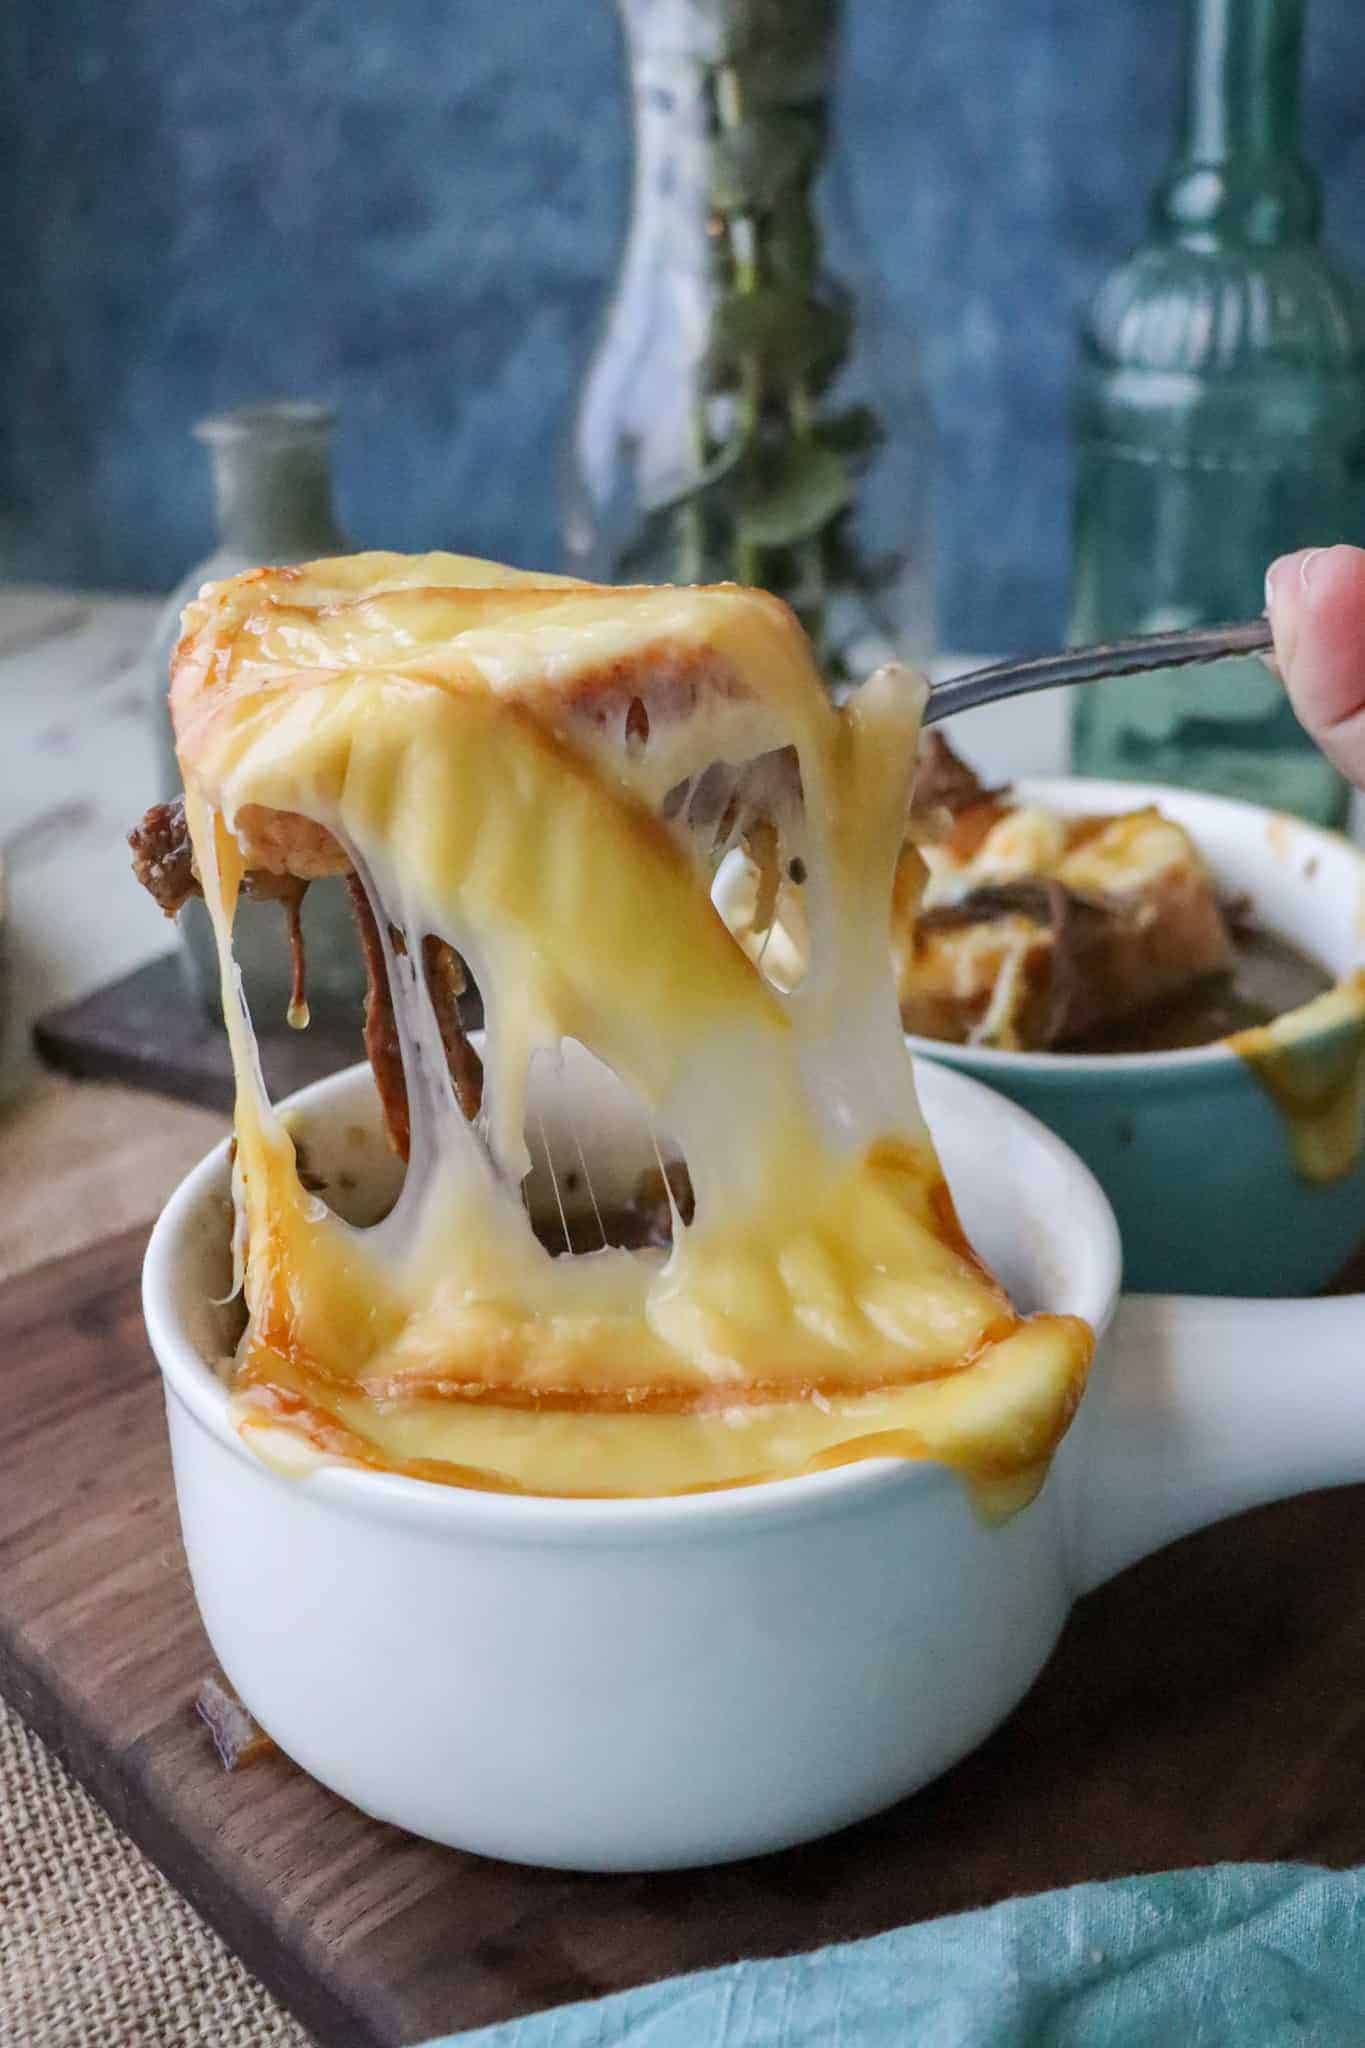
[1264,545,1365,781]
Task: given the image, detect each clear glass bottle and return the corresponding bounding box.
[144,403,366,1022]
[564,0,934,686]
[1069,0,1365,824]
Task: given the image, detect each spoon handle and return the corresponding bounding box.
[923,618,1273,728]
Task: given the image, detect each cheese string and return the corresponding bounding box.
[535,1107,573,1257]
[564,1097,609,1252]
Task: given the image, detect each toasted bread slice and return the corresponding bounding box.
[896,737,1233,1049]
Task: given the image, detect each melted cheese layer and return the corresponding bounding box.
[172,553,1093,1505]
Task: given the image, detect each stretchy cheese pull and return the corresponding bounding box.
[169,552,1093,1509]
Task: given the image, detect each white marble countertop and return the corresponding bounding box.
[0,587,178,1089]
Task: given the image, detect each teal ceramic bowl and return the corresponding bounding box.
[909,778,1365,1296]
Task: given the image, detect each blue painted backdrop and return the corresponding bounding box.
[4,1,1364,647]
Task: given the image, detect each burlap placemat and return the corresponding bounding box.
[0,1693,309,2048]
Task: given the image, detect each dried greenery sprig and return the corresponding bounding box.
[623,0,892,678]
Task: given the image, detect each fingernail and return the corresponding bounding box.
[1299,547,1326,591]
[1264,555,1296,612]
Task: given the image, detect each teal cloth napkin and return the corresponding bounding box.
[427,1863,1365,2047]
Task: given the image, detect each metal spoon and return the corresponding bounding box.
[922,618,1273,728]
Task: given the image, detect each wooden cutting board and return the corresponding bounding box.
[4,1228,1365,2047]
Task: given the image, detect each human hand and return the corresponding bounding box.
[1264,545,1365,791]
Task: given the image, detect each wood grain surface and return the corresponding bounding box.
[3,1227,1365,2047]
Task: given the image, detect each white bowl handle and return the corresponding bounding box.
[1068,1292,1365,1595]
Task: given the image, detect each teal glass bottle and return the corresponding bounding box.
[1069,0,1365,825]
[144,403,364,1023]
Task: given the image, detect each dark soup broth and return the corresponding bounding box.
[1063,924,1334,1055]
